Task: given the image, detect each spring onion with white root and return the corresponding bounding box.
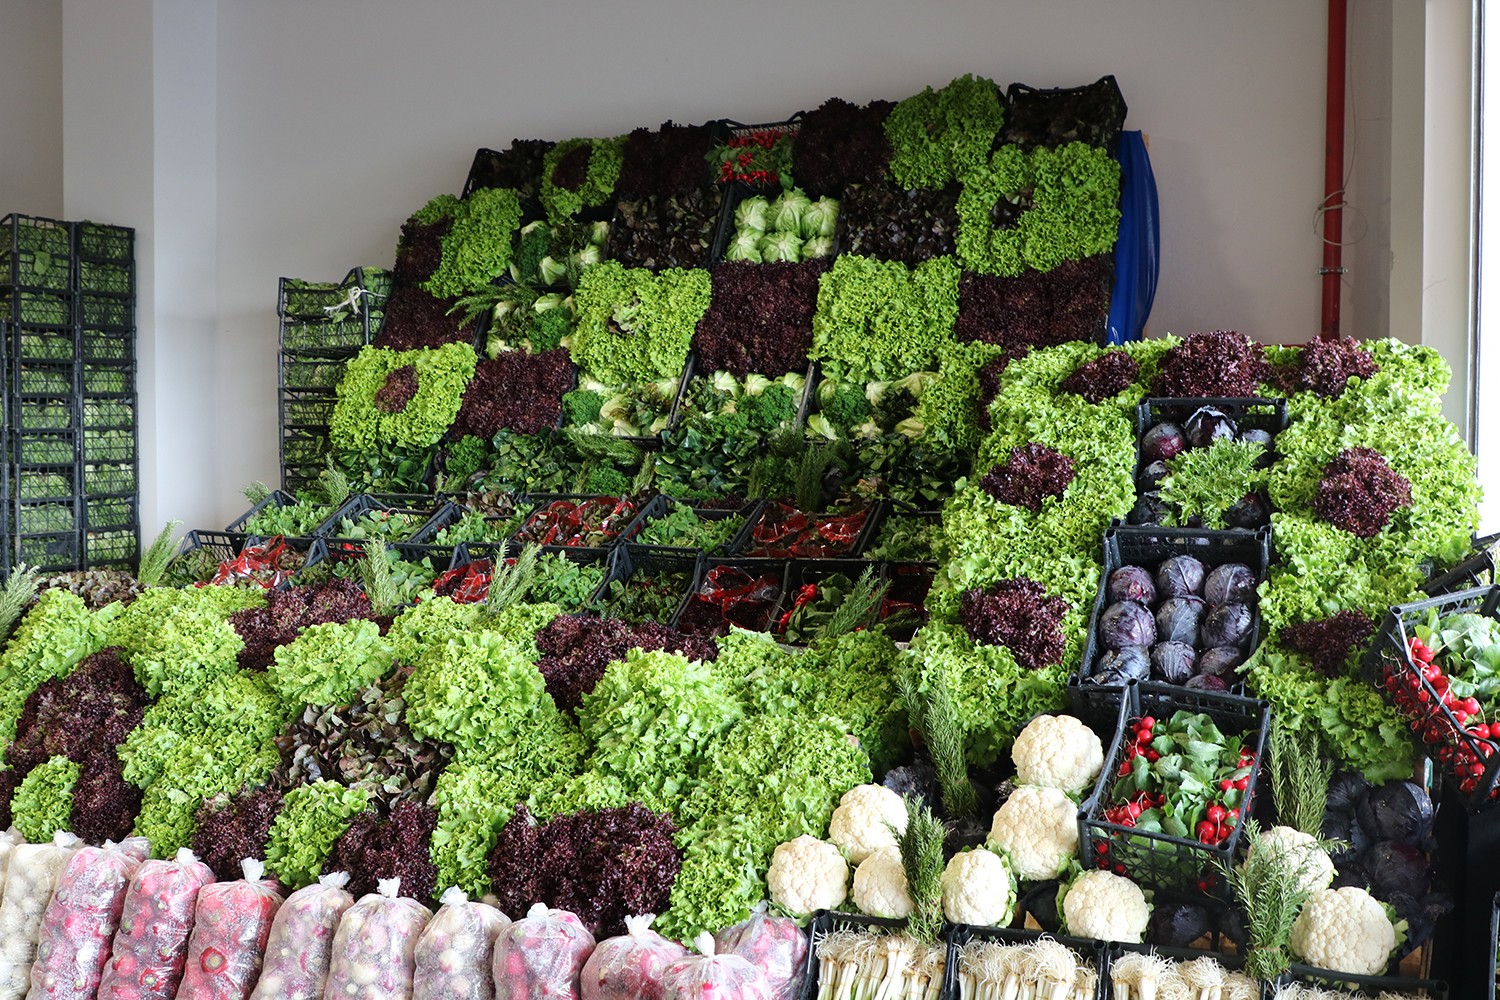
[953,937,1097,1000]
[812,929,945,1000]
[1109,950,1259,1000]
[1267,988,1435,1000]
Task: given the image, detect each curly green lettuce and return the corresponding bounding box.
[885,74,1005,190]
[266,619,395,708]
[423,186,523,298]
[264,780,372,889]
[11,755,80,843]
[109,585,264,698]
[569,261,711,385]
[811,254,961,383]
[405,629,561,757]
[329,342,478,453]
[541,136,625,221]
[0,590,118,743]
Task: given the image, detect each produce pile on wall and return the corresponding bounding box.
[0,73,1481,998]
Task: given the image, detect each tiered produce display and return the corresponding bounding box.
[0,74,1483,998]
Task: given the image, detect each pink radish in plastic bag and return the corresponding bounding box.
[248,871,355,1000]
[491,903,595,1000]
[580,913,685,1000]
[0,831,83,1000]
[714,903,809,1000]
[412,887,508,1000]
[98,846,216,1000]
[26,837,149,1000]
[177,858,281,999]
[663,933,772,1000]
[323,877,431,1000]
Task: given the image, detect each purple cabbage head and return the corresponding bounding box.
[1200,602,1254,649]
[1137,460,1170,492]
[1196,646,1245,679]
[1100,601,1157,650]
[1239,428,1275,450]
[1151,642,1198,684]
[1155,555,1206,598]
[1128,492,1169,526]
[1155,596,1205,645]
[1184,674,1229,692]
[1184,406,1238,449]
[1225,492,1272,529]
[1204,563,1257,606]
[1141,422,1187,463]
[1093,645,1151,684]
[1107,566,1156,605]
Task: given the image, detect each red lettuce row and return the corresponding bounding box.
[694,261,825,377]
[1151,330,1269,398]
[792,97,896,195]
[616,121,716,200]
[535,614,718,715]
[954,256,1112,353]
[193,785,286,882]
[323,801,439,900]
[373,284,477,351]
[959,577,1070,671]
[450,349,574,440]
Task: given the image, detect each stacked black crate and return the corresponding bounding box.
[277,267,390,492]
[2,215,80,572]
[76,221,139,569]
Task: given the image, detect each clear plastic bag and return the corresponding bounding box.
[411,887,509,1000]
[491,903,596,1000]
[580,913,685,1000]
[713,903,809,1000]
[248,871,355,1000]
[26,837,150,1000]
[98,847,216,1000]
[324,877,432,1000]
[177,859,282,999]
[0,832,82,1000]
[0,829,22,900]
[663,934,772,1000]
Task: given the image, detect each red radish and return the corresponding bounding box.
[26,838,149,1000]
[491,903,595,1000]
[583,913,688,1000]
[412,887,509,1000]
[176,859,282,1000]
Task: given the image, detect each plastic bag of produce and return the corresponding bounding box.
[324,877,432,1000]
[177,858,282,999]
[714,903,808,1000]
[248,871,356,1000]
[99,847,216,1000]
[26,837,150,1000]
[412,887,509,1000]
[0,829,21,897]
[491,903,596,1000]
[580,913,685,1000]
[663,934,772,1000]
[0,831,82,1000]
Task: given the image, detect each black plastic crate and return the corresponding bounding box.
[84,528,139,567]
[170,531,327,589]
[1071,523,1271,719]
[627,495,760,556]
[77,259,133,297]
[598,544,704,625]
[14,500,79,535]
[225,489,320,537]
[1423,533,1500,597]
[731,497,885,559]
[1135,397,1287,475]
[320,494,460,557]
[1,215,73,292]
[278,267,391,355]
[12,325,77,362]
[1000,75,1129,153]
[280,355,350,392]
[14,531,79,571]
[80,363,133,396]
[12,364,74,398]
[797,910,908,1000]
[12,396,77,432]
[1361,585,1500,813]
[944,924,1107,1000]
[83,431,135,464]
[82,396,136,431]
[83,462,136,496]
[511,493,662,558]
[14,466,76,502]
[80,326,135,363]
[1080,681,1271,897]
[280,393,338,430]
[5,290,72,327]
[672,557,789,637]
[448,541,612,611]
[281,430,334,468]
[85,495,138,532]
[863,504,944,563]
[74,221,134,264]
[772,558,885,645]
[79,293,132,329]
[11,431,77,466]
[1275,964,1445,998]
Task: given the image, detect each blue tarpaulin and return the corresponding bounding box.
[1107,130,1159,344]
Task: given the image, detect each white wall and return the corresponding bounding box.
[0,0,64,216]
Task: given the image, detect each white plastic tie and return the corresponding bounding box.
[624,913,656,936]
[526,902,549,920]
[693,931,716,957]
[440,886,469,908]
[377,877,402,898]
[319,871,351,889]
[241,858,265,882]
[173,846,200,865]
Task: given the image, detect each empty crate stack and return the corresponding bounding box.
[0,213,139,573]
[277,267,390,492]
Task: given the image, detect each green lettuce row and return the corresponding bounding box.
[885,74,1005,190]
[0,591,119,745]
[264,780,371,889]
[423,186,523,299]
[569,261,711,386]
[12,755,80,843]
[329,342,478,454]
[810,254,961,384]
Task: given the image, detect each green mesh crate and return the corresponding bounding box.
[84,431,134,463]
[85,529,137,565]
[15,533,79,570]
[281,319,370,353]
[81,329,133,362]
[77,260,131,295]
[83,398,135,429]
[80,295,129,327]
[2,216,72,292]
[86,496,136,530]
[15,470,74,501]
[16,503,77,534]
[14,436,77,465]
[16,399,75,431]
[14,327,75,361]
[81,367,131,395]
[76,222,132,263]
[17,368,73,394]
[13,292,71,326]
[85,464,136,495]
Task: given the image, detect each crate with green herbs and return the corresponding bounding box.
[280,356,349,392]
[451,543,611,612]
[280,394,338,429]
[75,221,133,264]
[282,431,333,467]
[1,215,73,292]
[14,532,79,571]
[864,507,943,562]
[229,490,336,540]
[81,327,134,363]
[279,267,392,354]
[321,495,458,558]
[772,560,887,645]
[8,291,72,326]
[13,326,77,362]
[14,365,74,396]
[599,545,703,626]
[77,259,132,296]
[81,364,132,395]
[631,497,757,555]
[316,542,445,607]
[423,505,528,548]
[85,528,139,567]
[83,397,136,431]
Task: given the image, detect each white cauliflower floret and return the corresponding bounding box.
[1061,870,1150,943]
[766,835,848,916]
[939,848,1015,927]
[1248,826,1336,895]
[988,785,1079,881]
[828,784,908,864]
[1291,886,1399,976]
[851,846,912,919]
[1011,714,1104,794]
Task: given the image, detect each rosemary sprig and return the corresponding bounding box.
[360,540,399,616]
[136,520,183,588]
[1269,717,1333,836]
[485,542,542,615]
[897,797,946,945]
[1219,820,1326,982]
[242,481,271,506]
[817,567,888,641]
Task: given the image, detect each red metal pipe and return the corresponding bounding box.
[1321,0,1348,339]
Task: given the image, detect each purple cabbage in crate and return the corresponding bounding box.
[1100,601,1156,650]
[1137,460,1170,492]
[1364,840,1431,899]
[1128,492,1169,526]
[1184,406,1238,449]
[1093,645,1150,684]
[1155,596,1205,645]
[1196,646,1244,679]
[1155,555,1206,598]
[1204,563,1257,606]
[1356,781,1434,844]
[1141,422,1187,463]
[1151,641,1197,684]
[1107,566,1156,605]
[1200,602,1253,649]
[1240,427,1275,450]
[1225,492,1272,529]
[1184,674,1229,692]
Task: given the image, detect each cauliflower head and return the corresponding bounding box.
[1061,870,1150,943]
[851,846,912,919]
[1011,714,1104,794]
[828,784,908,864]
[766,835,849,916]
[1248,825,1335,895]
[988,785,1079,881]
[940,848,1016,927]
[1290,886,1399,976]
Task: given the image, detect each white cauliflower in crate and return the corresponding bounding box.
[1011,714,1104,794]
[1247,825,1336,895]
[939,848,1016,927]
[765,836,848,916]
[1060,870,1150,943]
[988,785,1080,881]
[851,846,912,919]
[1290,886,1401,976]
[827,784,908,864]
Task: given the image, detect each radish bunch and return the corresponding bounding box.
[580,913,684,1000]
[663,933,772,1000]
[177,859,282,999]
[715,905,808,1000]
[98,847,216,1000]
[249,872,355,1000]
[412,887,508,1000]
[26,838,148,1000]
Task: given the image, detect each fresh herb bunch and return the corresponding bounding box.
[1220,820,1327,981]
[570,261,712,386]
[635,503,744,553]
[331,507,428,544]
[243,495,334,538]
[867,514,942,562]
[602,571,694,626]
[897,798,948,944]
[885,74,1005,189]
[541,136,625,221]
[1269,717,1333,836]
[433,509,523,547]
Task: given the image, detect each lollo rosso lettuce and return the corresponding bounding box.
[0,590,119,745]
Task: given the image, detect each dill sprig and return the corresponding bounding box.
[0,564,40,643]
[485,542,542,614]
[136,520,183,587]
[896,797,946,945]
[360,540,399,616]
[818,567,888,641]
[1269,717,1333,836]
